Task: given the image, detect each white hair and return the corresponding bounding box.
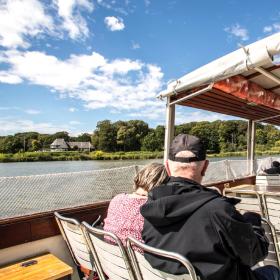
[168,151,205,175]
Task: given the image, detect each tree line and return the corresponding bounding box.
[1,119,280,154]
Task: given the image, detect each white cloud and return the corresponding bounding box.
[54,0,94,39]
[0,50,106,91]
[128,103,165,121]
[224,24,249,41]
[131,41,140,49]
[0,117,73,135]
[69,120,81,125]
[24,109,41,115]
[0,0,54,48]
[104,16,125,31]
[263,23,280,33]
[0,49,164,120]
[0,0,95,49]
[0,71,22,84]
[69,107,78,112]
[175,110,233,125]
[97,0,130,15]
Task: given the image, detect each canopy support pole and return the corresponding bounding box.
[247,120,252,174]
[250,120,256,175]
[255,66,280,86]
[164,96,175,162]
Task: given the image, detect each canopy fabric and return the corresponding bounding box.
[159,32,280,98]
[159,32,280,125]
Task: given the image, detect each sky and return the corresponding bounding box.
[0,0,279,136]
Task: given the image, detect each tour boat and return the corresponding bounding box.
[1,32,280,279]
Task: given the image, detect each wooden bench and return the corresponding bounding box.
[0,253,73,280]
[256,175,280,186]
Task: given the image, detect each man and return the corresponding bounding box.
[141,134,279,280]
[264,161,280,175]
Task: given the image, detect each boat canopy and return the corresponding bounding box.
[161,32,280,172]
[159,32,280,126]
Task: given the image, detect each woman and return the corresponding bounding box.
[103,163,168,245]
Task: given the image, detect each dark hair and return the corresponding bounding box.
[272,161,280,168]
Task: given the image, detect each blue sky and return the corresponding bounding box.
[0,0,279,136]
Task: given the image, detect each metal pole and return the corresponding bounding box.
[168,83,213,106]
[250,121,256,174]
[247,120,252,174]
[164,96,175,162]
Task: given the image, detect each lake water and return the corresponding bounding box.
[0,157,246,177]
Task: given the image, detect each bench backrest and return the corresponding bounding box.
[263,194,280,231]
[127,237,199,280]
[262,194,280,267]
[256,175,280,186]
[223,189,263,214]
[223,191,279,266]
[54,212,93,271]
[82,221,135,280]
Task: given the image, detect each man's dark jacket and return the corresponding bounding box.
[140,177,268,280]
[264,166,280,174]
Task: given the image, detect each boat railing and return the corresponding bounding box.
[0,157,279,220]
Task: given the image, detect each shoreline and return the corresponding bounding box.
[0,150,280,163]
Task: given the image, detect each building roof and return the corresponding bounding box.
[68,142,93,149]
[159,32,280,126]
[50,138,69,149]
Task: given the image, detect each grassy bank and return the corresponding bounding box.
[208,149,280,158]
[0,151,164,162]
[1,149,280,163]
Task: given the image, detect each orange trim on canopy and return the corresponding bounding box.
[213,75,280,110]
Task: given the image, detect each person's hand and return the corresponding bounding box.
[242,212,261,227]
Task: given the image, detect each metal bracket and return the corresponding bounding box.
[254,114,280,123]
[169,83,214,106]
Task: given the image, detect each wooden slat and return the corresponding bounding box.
[0,254,73,280]
[256,175,280,186]
[60,220,92,270]
[236,204,261,213]
[266,197,280,204]
[206,90,278,118]
[135,252,191,280]
[89,234,130,279]
[97,253,130,279]
[90,235,123,257]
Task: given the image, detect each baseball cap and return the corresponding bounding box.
[169,134,206,163]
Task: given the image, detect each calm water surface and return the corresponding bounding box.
[0,157,246,177]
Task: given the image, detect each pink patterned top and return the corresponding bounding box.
[104,193,147,246]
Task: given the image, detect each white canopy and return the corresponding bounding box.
[159,32,280,98]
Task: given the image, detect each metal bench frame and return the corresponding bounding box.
[127,236,199,280]
[81,221,136,280]
[54,212,99,280]
[223,190,280,266]
[262,193,280,266]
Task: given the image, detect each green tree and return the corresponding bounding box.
[256,128,267,145]
[0,136,23,153]
[94,120,117,152]
[75,133,92,142]
[117,125,136,151]
[31,139,42,151]
[141,132,161,151]
[53,131,70,141]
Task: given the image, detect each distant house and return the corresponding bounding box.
[50,138,93,151]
